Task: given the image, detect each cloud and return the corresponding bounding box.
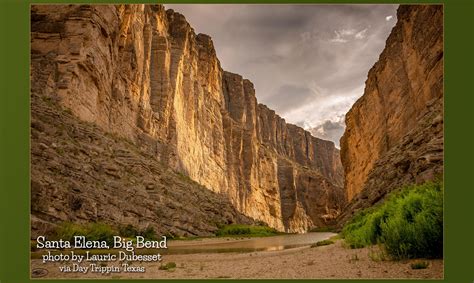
[386,15,393,21]
[330,30,349,43]
[355,28,368,39]
[309,118,346,148]
[300,31,312,42]
[283,84,364,145]
[165,4,399,145]
[268,84,319,114]
[331,27,369,43]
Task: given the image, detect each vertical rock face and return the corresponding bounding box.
[338,5,443,222]
[31,4,345,233]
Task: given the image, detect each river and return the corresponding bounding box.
[165,232,336,254]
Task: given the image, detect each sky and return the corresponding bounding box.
[165,4,398,147]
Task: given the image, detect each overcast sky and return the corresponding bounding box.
[165,4,398,147]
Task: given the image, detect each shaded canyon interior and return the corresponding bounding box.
[30,4,443,237]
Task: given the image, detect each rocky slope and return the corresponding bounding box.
[31,4,345,233]
[338,5,443,223]
[31,93,252,238]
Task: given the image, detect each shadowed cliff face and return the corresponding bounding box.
[338,5,443,224]
[30,93,253,238]
[31,4,345,233]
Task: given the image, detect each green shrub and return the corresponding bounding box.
[140,226,157,240]
[119,224,139,238]
[54,222,86,242]
[55,222,158,246]
[368,245,388,262]
[342,182,443,259]
[215,224,279,237]
[118,224,157,240]
[159,262,177,270]
[410,261,429,269]
[86,222,116,244]
[311,239,334,247]
[255,220,269,226]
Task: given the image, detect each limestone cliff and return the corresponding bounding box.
[31,93,252,238]
[338,5,443,223]
[31,4,345,233]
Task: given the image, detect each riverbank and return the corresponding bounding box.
[31,239,443,279]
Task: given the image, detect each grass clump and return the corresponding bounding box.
[119,224,158,240]
[348,253,359,263]
[308,226,334,232]
[410,261,429,269]
[118,224,140,238]
[329,234,342,241]
[311,239,334,247]
[215,224,280,237]
[53,222,158,247]
[342,182,443,259]
[140,226,158,240]
[159,262,177,270]
[368,245,388,262]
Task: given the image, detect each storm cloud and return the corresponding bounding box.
[165,4,398,145]
[309,118,346,148]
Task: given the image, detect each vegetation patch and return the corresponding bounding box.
[119,224,158,240]
[368,245,388,262]
[308,226,334,232]
[311,239,334,247]
[342,182,443,259]
[50,222,158,247]
[329,234,342,241]
[54,222,116,245]
[215,224,280,237]
[410,261,429,269]
[159,262,177,271]
[349,253,359,263]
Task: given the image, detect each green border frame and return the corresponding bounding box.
[1,0,473,282]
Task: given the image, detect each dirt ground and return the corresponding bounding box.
[31,239,443,279]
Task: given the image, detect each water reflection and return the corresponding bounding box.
[165,232,336,255]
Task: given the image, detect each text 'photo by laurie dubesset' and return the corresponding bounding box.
[30,3,444,280]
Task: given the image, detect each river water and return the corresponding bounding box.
[165,232,336,254]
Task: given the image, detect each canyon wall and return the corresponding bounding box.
[31,93,253,238]
[31,4,345,233]
[338,5,443,223]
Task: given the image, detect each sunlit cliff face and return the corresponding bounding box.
[165,4,398,145]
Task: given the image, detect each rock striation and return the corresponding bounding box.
[31,93,252,238]
[338,5,443,224]
[31,4,345,233]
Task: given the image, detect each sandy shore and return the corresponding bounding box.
[31,239,443,279]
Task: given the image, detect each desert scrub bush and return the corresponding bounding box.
[119,224,140,238]
[311,239,334,247]
[368,245,388,262]
[54,222,116,245]
[329,234,342,241]
[118,224,158,240]
[215,224,280,237]
[159,262,177,270]
[140,226,158,240]
[342,182,443,259]
[410,261,429,269]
